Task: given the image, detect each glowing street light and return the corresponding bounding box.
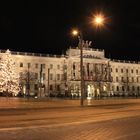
[92,14,105,26]
[72,30,79,36]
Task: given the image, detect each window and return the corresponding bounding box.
[127,86,129,91]
[61,74,64,80]
[57,65,60,69]
[116,77,118,82]
[73,73,75,79]
[131,69,133,73]
[121,69,123,73]
[116,68,118,72]
[137,77,139,82]
[136,69,138,74]
[137,86,139,91]
[35,63,38,68]
[73,63,76,70]
[122,86,124,91]
[126,69,128,73]
[27,63,31,68]
[117,86,119,91]
[42,64,45,69]
[121,77,124,82]
[127,77,129,82]
[50,74,53,80]
[132,77,134,82]
[56,85,60,91]
[111,68,112,72]
[50,64,53,69]
[20,62,23,67]
[35,73,38,79]
[50,85,53,90]
[57,74,60,80]
[132,86,135,91]
[64,65,67,69]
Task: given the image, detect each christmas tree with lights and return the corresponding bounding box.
[0,49,20,96]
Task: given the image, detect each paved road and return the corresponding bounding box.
[0,99,140,140]
[1,116,139,140]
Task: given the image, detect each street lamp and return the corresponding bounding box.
[92,13,105,27]
[72,29,84,106]
[72,14,104,106]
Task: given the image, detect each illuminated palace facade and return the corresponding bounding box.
[0,41,140,97]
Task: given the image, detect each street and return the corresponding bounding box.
[0,98,140,139]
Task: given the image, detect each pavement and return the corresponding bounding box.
[0,97,140,109]
[0,97,140,140]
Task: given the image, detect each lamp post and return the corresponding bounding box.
[72,13,105,106]
[72,30,84,106]
[79,34,84,106]
[48,68,50,97]
[39,64,43,97]
[27,63,30,97]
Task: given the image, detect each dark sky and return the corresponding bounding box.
[0,0,140,61]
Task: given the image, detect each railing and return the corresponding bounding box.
[0,49,65,58]
[70,47,104,52]
[111,59,140,64]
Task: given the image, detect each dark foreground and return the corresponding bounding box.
[0,98,140,140]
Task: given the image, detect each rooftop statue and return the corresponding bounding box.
[78,40,92,48]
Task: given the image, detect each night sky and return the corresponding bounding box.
[0,1,140,61]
